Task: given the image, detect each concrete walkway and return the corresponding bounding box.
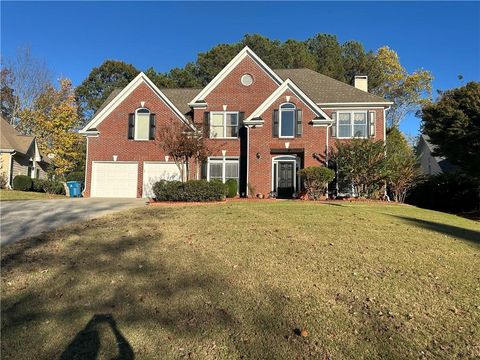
[0,198,147,245]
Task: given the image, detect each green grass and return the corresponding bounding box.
[0,189,66,201]
[1,201,479,359]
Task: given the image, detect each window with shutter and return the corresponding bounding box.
[273,109,279,137]
[209,112,239,138]
[149,114,156,140]
[134,108,150,140]
[369,111,376,137]
[279,103,295,138]
[128,113,135,139]
[295,109,302,137]
[331,112,337,137]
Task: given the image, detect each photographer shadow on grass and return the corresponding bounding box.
[60,313,134,360]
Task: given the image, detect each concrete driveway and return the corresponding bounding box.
[0,198,147,245]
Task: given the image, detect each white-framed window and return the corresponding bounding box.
[210,112,238,138]
[279,103,296,138]
[135,108,150,140]
[337,111,368,138]
[207,157,239,184]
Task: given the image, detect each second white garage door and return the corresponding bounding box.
[143,162,182,198]
[91,162,138,198]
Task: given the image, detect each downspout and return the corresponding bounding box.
[9,151,16,188]
[325,123,333,198]
[82,136,89,197]
[384,106,391,200]
[246,126,250,197]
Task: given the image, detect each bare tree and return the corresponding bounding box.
[1,46,52,128]
[157,121,209,181]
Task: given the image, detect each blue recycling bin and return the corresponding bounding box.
[66,181,83,198]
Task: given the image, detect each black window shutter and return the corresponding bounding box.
[203,112,210,138]
[369,111,376,137]
[149,113,156,140]
[128,113,135,139]
[295,109,303,137]
[238,112,245,129]
[273,109,279,137]
[330,112,337,138]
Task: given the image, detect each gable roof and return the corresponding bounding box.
[274,68,392,105]
[245,79,332,127]
[0,116,35,154]
[80,72,195,133]
[189,46,283,105]
[419,134,457,173]
[162,88,201,114]
[91,88,123,120]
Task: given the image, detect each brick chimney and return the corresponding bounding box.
[354,76,368,92]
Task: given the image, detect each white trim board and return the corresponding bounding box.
[80,72,193,134]
[245,79,332,124]
[318,102,393,107]
[189,46,283,105]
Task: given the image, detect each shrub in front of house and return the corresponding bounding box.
[32,178,47,192]
[298,166,335,200]
[153,180,227,202]
[43,180,66,195]
[225,179,238,198]
[12,175,33,191]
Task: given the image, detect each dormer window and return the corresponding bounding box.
[128,108,156,141]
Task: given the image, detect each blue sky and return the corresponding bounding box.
[1,1,479,135]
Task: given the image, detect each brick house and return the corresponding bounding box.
[80,46,392,198]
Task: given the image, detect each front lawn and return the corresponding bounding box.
[1,202,479,359]
[0,189,66,201]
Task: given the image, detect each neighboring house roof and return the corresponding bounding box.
[0,116,35,155]
[274,68,391,105]
[419,134,457,173]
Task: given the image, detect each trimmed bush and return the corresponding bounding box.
[32,178,47,192]
[12,175,32,191]
[43,180,66,195]
[298,166,335,200]
[66,171,85,182]
[153,180,227,202]
[225,179,238,198]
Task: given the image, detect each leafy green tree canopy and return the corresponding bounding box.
[75,60,139,119]
[421,82,480,180]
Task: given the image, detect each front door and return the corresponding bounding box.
[277,162,295,198]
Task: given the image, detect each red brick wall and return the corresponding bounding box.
[193,55,279,158]
[85,55,388,198]
[247,89,328,196]
[85,82,185,197]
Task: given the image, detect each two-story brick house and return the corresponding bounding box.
[81,46,392,198]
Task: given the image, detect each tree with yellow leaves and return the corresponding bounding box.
[20,79,83,177]
[370,47,433,129]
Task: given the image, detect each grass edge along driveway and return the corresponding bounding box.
[1,201,479,359]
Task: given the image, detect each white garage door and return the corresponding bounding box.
[91,162,138,198]
[143,162,181,198]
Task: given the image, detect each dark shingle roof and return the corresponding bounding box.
[91,88,123,119]
[161,88,201,114]
[273,68,390,104]
[0,116,35,154]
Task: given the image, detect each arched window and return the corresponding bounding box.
[279,103,296,138]
[135,108,151,140]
